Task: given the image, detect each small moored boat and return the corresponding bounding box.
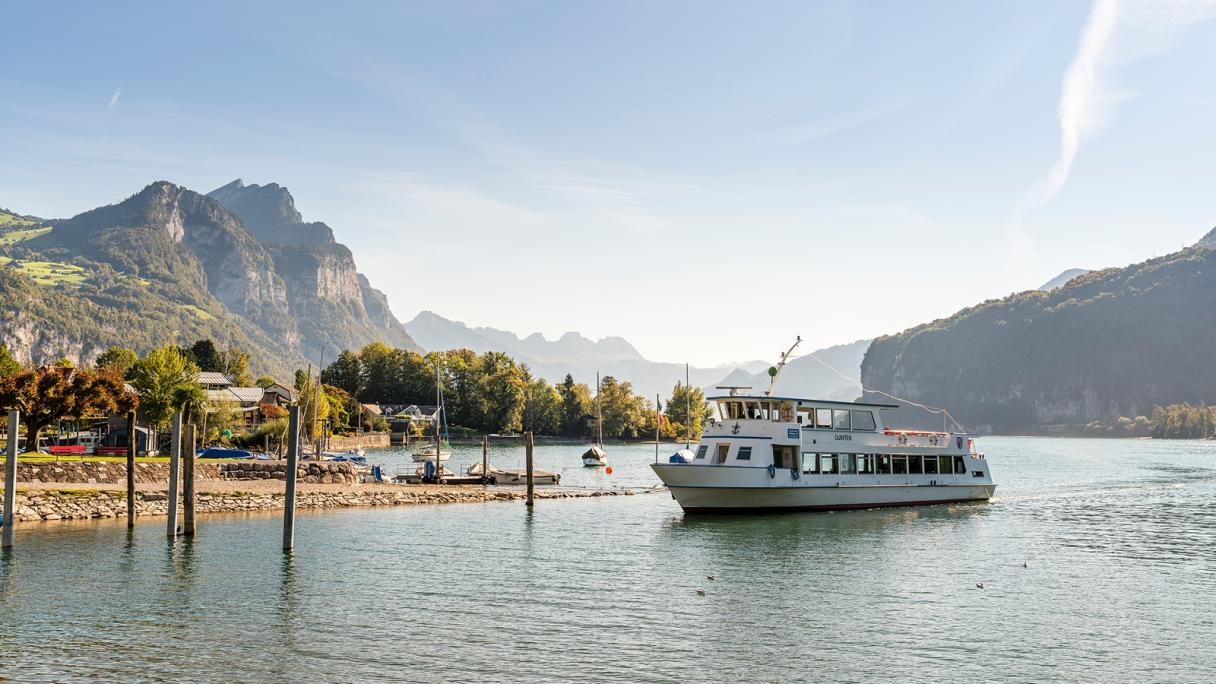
[467,461,561,485]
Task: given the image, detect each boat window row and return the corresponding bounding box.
[803,453,967,475]
[720,400,795,422]
[796,408,876,431]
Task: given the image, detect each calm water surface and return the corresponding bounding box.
[2,437,1214,682]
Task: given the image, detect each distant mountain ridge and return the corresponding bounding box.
[405,311,767,400]
[0,180,417,374]
[706,339,871,401]
[1038,268,1091,291]
[861,233,1216,433]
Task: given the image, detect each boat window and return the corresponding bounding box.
[877,455,892,474]
[779,403,794,422]
[736,446,752,461]
[797,408,812,425]
[850,410,876,431]
[832,410,851,430]
[908,455,923,474]
[745,401,761,420]
[695,445,707,460]
[802,452,816,473]
[817,454,837,474]
[954,456,965,474]
[839,453,856,474]
[892,455,908,474]
[716,444,730,464]
[924,455,938,474]
[726,402,744,420]
[816,408,832,429]
[939,455,952,474]
[857,454,874,474]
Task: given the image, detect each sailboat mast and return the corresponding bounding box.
[596,372,603,448]
[434,357,441,476]
[685,362,691,449]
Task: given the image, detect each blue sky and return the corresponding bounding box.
[3,1,1216,366]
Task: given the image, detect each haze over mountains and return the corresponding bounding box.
[405,310,771,400]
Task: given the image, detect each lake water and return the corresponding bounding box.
[2,437,1214,682]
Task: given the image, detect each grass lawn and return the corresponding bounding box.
[0,256,87,285]
[0,226,52,244]
[0,211,37,227]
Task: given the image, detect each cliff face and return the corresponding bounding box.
[860,246,1216,434]
[206,179,418,356]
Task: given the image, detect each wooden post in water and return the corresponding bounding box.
[482,434,489,487]
[656,394,660,463]
[126,410,136,528]
[525,430,534,508]
[183,423,196,536]
[283,406,301,550]
[3,411,18,548]
[167,412,182,538]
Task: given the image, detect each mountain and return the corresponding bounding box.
[206,179,417,359]
[1196,226,1216,250]
[0,180,416,375]
[707,339,871,400]
[405,311,765,399]
[1038,268,1091,291]
[860,239,1216,434]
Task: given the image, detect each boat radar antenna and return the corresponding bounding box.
[715,386,752,397]
[765,336,802,396]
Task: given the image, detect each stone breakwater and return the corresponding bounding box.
[4,488,639,523]
[2,459,358,485]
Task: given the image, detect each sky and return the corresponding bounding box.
[3,1,1216,366]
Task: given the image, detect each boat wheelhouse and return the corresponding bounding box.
[650,392,995,513]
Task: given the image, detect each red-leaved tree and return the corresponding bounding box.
[0,366,138,452]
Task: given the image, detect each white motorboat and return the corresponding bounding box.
[582,445,607,467]
[411,444,451,462]
[467,461,561,485]
[650,342,996,514]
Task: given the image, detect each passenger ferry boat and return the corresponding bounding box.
[651,388,995,514]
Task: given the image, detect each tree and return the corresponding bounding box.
[0,367,137,452]
[95,346,139,378]
[130,346,203,430]
[664,382,715,440]
[557,374,593,437]
[0,343,22,377]
[255,375,276,388]
[521,375,562,434]
[599,376,647,438]
[221,349,253,386]
[186,339,222,373]
[322,350,363,396]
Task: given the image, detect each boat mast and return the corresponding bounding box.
[434,356,441,477]
[685,362,691,449]
[765,336,802,396]
[596,372,603,448]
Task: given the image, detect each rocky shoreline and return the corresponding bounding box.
[4,486,642,523]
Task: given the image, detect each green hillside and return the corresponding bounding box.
[861,246,1216,434]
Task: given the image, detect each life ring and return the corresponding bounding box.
[767,464,776,478]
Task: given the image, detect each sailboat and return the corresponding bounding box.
[583,372,608,467]
[412,359,452,464]
[671,363,697,462]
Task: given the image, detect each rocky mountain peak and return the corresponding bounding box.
[1196,226,1216,250]
[206,179,332,244]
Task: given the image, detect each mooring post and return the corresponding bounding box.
[126,410,136,528]
[283,405,300,550]
[482,434,489,487]
[183,423,196,536]
[167,412,182,538]
[525,430,534,508]
[3,410,19,548]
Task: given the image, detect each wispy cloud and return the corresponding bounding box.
[1014,0,1216,220]
[107,88,122,111]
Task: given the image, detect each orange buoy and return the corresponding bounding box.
[605,466,614,475]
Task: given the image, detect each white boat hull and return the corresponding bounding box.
[652,464,994,513]
[583,457,607,467]
[411,451,451,463]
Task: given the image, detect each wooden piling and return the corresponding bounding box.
[3,411,18,548]
[167,412,182,538]
[126,410,136,528]
[525,430,534,508]
[283,405,301,550]
[182,423,196,536]
[482,434,489,487]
